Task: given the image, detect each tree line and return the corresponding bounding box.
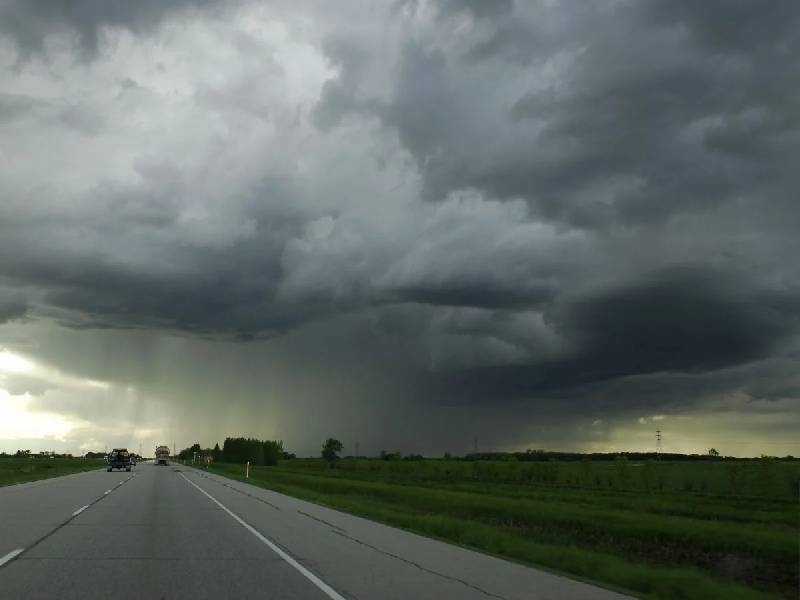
[176,439,796,467]
[177,437,290,466]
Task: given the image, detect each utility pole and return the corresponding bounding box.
[355,441,360,459]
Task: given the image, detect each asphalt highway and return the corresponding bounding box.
[0,463,631,599]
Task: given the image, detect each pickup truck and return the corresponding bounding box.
[107,449,132,472]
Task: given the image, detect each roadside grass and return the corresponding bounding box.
[424,481,796,528]
[280,459,800,531]
[284,457,800,500]
[0,457,106,486]
[195,461,797,600]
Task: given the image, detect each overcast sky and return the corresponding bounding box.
[1,0,798,458]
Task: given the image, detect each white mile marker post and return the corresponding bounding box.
[246,461,250,479]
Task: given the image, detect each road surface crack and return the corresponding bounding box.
[296,510,347,533]
[329,530,506,599]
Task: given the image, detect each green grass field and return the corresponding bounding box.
[195,458,799,600]
[0,456,106,486]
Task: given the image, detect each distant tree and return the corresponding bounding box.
[322,438,343,467]
[443,452,452,460]
[223,437,245,463]
[262,440,283,466]
[178,443,202,461]
[708,448,720,457]
[212,443,222,462]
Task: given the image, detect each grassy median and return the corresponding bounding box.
[193,459,798,600]
[0,456,106,486]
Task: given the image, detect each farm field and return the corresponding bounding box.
[197,458,800,600]
[0,456,106,486]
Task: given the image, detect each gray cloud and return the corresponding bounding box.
[1,373,50,396]
[0,0,225,61]
[434,0,514,22]
[0,288,27,324]
[0,93,49,122]
[316,1,799,230]
[56,104,104,136]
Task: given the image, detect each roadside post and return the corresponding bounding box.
[246,461,250,479]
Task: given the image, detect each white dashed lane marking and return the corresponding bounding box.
[0,549,24,568]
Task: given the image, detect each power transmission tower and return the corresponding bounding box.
[656,430,662,456]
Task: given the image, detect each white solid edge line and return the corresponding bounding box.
[180,473,346,600]
[0,549,24,568]
[72,504,90,517]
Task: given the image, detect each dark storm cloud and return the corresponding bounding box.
[557,268,798,377]
[0,0,798,439]
[424,267,800,403]
[0,0,224,60]
[0,190,305,338]
[640,0,800,54]
[390,282,555,310]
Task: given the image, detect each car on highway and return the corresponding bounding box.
[107,448,132,472]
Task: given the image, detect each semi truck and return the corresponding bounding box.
[155,445,170,465]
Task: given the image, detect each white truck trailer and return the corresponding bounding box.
[155,445,170,465]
